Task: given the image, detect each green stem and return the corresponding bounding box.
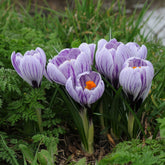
[87,120,94,154]
[80,108,88,139]
[128,112,135,138]
[80,107,94,154]
[36,108,43,133]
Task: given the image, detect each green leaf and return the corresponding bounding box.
[157,118,165,138]
[37,149,54,165]
[19,144,35,164]
[75,157,86,165]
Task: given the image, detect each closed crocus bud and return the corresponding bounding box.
[126,42,147,59]
[11,47,46,88]
[95,38,132,89]
[79,43,96,64]
[47,43,95,85]
[65,71,105,106]
[119,57,154,107]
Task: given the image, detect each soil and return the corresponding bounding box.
[56,126,114,164]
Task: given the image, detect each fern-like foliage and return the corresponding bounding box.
[32,134,58,154]
[0,68,21,95]
[99,139,165,165]
[0,68,22,126]
[5,87,48,127]
[0,133,19,165]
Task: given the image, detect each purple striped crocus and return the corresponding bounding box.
[65,71,105,106]
[46,43,96,85]
[119,57,154,106]
[126,42,147,59]
[11,47,46,88]
[95,38,132,89]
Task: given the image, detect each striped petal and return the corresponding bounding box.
[74,52,91,75]
[126,42,147,59]
[47,63,67,85]
[20,56,43,87]
[65,77,79,103]
[11,51,23,78]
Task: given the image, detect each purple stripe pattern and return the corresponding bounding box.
[126,42,147,59]
[119,57,154,102]
[46,43,96,85]
[95,38,132,89]
[65,71,105,106]
[11,47,46,88]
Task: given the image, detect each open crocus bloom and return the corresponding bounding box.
[65,71,105,106]
[95,38,132,89]
[126,42,147,59]
[11,47,46,88]
[119,57,154,104]
[46,43,96,85]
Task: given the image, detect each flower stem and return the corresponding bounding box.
[87,120,94,154]
[35,108,43,133]
[80,107,94,154]
[128,111,135,138]
[80,108,88,138]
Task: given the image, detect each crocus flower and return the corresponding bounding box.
[11,47,46,88]
[126,42,147,59]
[65,71,105,106]
[46,43,96,85]
[95,38,132,89]
[119,57,154,106]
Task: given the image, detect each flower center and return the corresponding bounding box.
[132,66,141,69]
[85,80,96,90]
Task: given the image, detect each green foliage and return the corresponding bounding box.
[0,0,63,69]
[0,68,21,95]
[71,39,81,48]
[0,132,27,165]
[38,149,54,165]
[19,144,35,164]
[5,87,47,127]
[19,134,58,164]
[32,134,58,156]
[53,0,150,46]
[0,135,19,165]
[157,118,165,138]
[99,139,165,165]
[74,157,86,165]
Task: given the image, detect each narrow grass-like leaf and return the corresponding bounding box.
[126,0,151,41]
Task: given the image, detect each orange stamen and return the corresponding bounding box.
[132,66,141,69]
[85,80,96,90]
